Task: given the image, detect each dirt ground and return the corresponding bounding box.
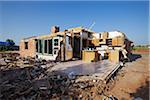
[107,51,149,100]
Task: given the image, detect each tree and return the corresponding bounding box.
[6,39,15,46]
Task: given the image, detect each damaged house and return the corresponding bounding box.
[19,26,133,63]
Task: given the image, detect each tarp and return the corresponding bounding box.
[0,41,13,46]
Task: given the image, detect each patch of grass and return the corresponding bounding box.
[133,47,149,50]
[132,45,149,50]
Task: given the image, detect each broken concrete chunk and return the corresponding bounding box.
[68,72,76,79]
[0,59,7,66]
[41,64,47,69]
[5,59,11,63]
[23,60,29,64]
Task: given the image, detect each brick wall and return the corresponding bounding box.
[19,38,36,58]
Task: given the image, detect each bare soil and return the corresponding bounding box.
[107,51,149,100]
[132,49,150,54]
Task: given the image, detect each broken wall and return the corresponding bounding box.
[19,38,36,58]
[65,35,73,60]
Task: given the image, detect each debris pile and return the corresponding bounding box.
[0,52,120,99]
[0,68,72,99]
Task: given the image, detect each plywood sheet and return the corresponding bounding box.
[82,50,99,62]
[112,37,124,46]
[102,32,108,39]
[109,50,119,63]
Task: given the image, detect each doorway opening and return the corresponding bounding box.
[73,36,81,58]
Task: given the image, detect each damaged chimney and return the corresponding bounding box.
[51,26,59,33]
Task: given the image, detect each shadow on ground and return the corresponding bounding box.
[129,54,142,62]
[130,80,149,100]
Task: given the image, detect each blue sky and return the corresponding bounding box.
[0,1,149,45]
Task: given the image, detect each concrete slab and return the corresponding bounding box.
[50,60,120,81]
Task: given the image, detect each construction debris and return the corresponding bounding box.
[0,52,124,99]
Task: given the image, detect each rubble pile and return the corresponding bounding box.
[0,52,55,70]
[0,65,97,99]
[0,53,79,99]
[0,68,72,99]
[0,53,119,99]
